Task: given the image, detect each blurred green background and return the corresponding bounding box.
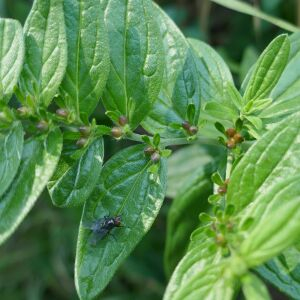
[0,0,298,299]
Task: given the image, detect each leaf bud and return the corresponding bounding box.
[56,108,68,118]
[144,146,156,156]
[226,128,236,138]
[188,125,198,136]
[226,138,236,149]
[36,120,48,131]
[111,127,123,138]
[233,133,244,143]
[181,120,191,130]
[151,152,161,164]
[118,115,128,126]
[76,137,88,148]
[79,126,91,136]
[218,186,227,195]
[17,106,30,117]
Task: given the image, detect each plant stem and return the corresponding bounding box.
[125,132,221,147]
[226,150,234,179]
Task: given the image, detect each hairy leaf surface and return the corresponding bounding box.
[48,138,104,207]
[19,0,67,107]
[0,121,23,197]
[0,18,24,103]
[75,145,167,299]
[60,0,110,119]
[0,128,62,245]
[101,0,164,129]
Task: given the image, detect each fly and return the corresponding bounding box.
[84,215,123,245]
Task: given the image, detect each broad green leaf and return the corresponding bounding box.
[256,247,300,299]
[164,162,215,277]
[0,121,23,197]
[59,0,110,120]
[189,38,240,126]
[240,191,300,267]
[164,259,236,300]
[0,18,24,103]
[48,138,104,208]
[188,38,234,105]
[260,33,300,121]
[227,112,300,213]
[0,128,62,245]
[167,144,220,198]
[101,0,164,130]
[243,34,290,103]
[210,0,300,33]
[242,273,271,300]
[19,0,67,108]
[142,4,201,138]
[75,145,167,299]
[164,223,221,300]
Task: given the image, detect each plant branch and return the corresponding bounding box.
[125,132,221,147]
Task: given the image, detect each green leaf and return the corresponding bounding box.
[240,189,300,267]
[167,144,221,198]
[142,4,201,138]
[242,273,271,300]
[256,247,300,299]
[48,138,104,208]
[204,101,238,121]
[210,0,300,33]
[18,0,67,108]
[0,121,23,197]
[59,0,110,120]
[75,145,167,299]
[243,34,290,103]
[0,128,62,245]
[164,257,236,300]
[164,162,215,277]
[101,0,164,130]
[259,33,300,121]
[0,18,24,103]
[227,112,300,213]
[188,38,234,105]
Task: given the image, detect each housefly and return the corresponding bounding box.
[84,215,123,245]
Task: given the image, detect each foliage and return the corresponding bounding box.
[1,0,300,299]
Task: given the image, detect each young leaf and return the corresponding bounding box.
[259,33,300,121]
[101,0,164,130]
[59,0,110,120]
[0,121,23,197]
[164,163,215,277]
[0,18,24,103]
[0,128,62,245]
[242,273,271,300]
[243,34,290,103]
[18,0,67,108]
[75,145,167,299]
[48,138,104,208]
[227,112,300,213]
[142,4,201,138]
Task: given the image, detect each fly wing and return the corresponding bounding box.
[89,229,108,246]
